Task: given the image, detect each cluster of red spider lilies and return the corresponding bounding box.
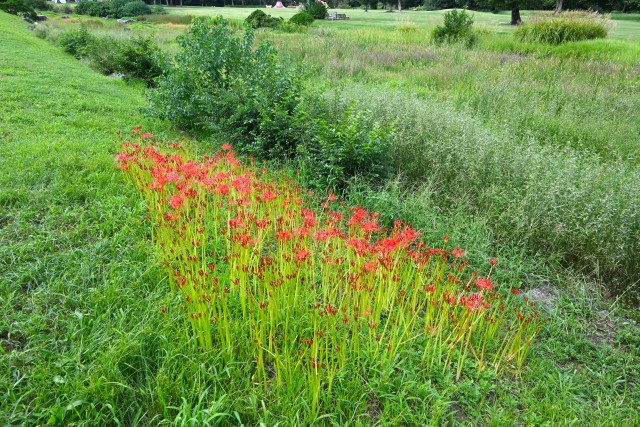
[117,128,539,409]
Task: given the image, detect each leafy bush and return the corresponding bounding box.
[297,99,395,191]
[432,9,477,47]
[119,0,150,18]
[115,36,163,86]
[75,0,152,19]
[514,12,610,44]
[149,18,303,159]
[0,0,37,20]
[289,11,314,26]
[57,27,96,58]
[84,35,122,74]
[303,0,328,20]
[150,4,166,14]
[245,9,283,29]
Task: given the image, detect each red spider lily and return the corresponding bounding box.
[452,248,465,258]
[169,193,185,210]
[142,132,153,138]
[489,258,498,267]
[475,278,493,291]
[295,248,311,263]
[276,230,292,243]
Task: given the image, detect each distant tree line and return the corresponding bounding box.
[133,0,639,12]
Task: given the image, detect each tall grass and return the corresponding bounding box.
[318,86,640,295]
[514,11,612,44]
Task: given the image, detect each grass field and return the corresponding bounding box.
[168,7,640,39]
[2,7,640,426]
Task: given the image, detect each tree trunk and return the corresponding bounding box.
[397,0,401,11]
[511,7,521,25]
[554,0,563,14]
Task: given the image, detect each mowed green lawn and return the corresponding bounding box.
[169,6,640,39]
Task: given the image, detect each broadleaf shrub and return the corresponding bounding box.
[0,0,37,20]
[303,0,328,20]
[289,11,315,26]
[432,9,477,47]
[119,0,151,18]
[57,27,96,58]
[514,11,610,44]
[245,9,283,29]
[297,96,395,191]
[74,0,151,18]
[149,18,303,159]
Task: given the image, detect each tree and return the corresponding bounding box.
[555,0,563,13]
[477,0,551,25]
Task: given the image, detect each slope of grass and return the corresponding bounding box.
[1,10,639,426]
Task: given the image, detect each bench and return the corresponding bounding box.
[328,12,350,20]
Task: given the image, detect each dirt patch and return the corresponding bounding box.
[524,284,557,312]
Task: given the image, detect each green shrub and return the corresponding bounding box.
[119,0,150,18]
[115,36,163,86]
[84,35,122,74]
[57,27,96,58]
[245,9,283,29]
[150,4,166,14]
[303,0,328,20]
[289,11,314,26]
[514,12,609,45]
[432,9,477,47]
[297,98,395,191]
[149,18,303,159]
[0,0,37,20]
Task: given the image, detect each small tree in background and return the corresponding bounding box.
[432,9,478,47]
[304,0,328,19]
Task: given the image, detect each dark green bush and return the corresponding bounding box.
[75,0,151,19]
[0,0,37,20]
[57,27,96,58]
[432,9,477,47]
[303,0,328,20]
[514,14,609,44]
[297,99,395,191]
[150,4,166,14]
[115,36,163,86]
[84,35,121,74]
[245,9,283,29]
[120,0,150,18]
[149,18,303,159]
[289,11,314,26]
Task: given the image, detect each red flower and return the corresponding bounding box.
[489,258,498,267]
[295,248,310,263]
[221,143,232,151]
[133,125,142,133]
[142,132,153,138]
[452,248,465,258]
[510,287,521,295]
[361,221,379,234]
[475,278,493,291]
[169,193,184,209]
